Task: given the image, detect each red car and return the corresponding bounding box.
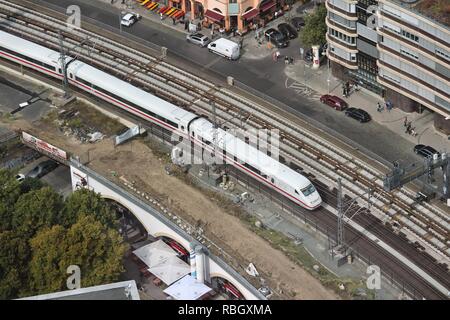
[320,94,348,111]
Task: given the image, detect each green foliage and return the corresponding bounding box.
[0,231,31,299]
[19,177,45,194]
[62,188,118,229]
[0,169,22,232]
[300,4,327,48]
[12,187,64,238]
[29,215,127,294]
[0,167,124,298]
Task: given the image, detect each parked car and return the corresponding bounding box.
[277,23,298,39]
[186,33,211,47]
[26,160,58,179]
[120,13,140,27]
[320,94,348,111]
[291,17,305,31]
[344,108,371,123]
[304,48,313,62]
[264,28,289,48]
[413,144,439,158]
[207,38,240,60]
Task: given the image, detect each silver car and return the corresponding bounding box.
[186,33,211,47]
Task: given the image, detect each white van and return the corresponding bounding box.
[207,38,240,60]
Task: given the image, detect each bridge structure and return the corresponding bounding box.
[69,158,266,300]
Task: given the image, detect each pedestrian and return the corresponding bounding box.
[289,56,294,64]
[284,56,289,65]
[342,85,347,98]
[403,117,408,127]
[160,13,163,21]
[377,102,382,112]
[406,123,412,134]
[239,37,243,49]
[211,28,214,39]
[172,18,176,25]
[197,22,201,30]
[276,51,280,61]
[184,20,189,30]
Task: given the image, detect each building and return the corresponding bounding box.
[170,0,290,33]
[18,280,141,300]
[325,0,450,134]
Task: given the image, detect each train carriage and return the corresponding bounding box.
[0,30,322,210]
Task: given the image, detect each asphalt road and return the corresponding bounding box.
[28,0,421,165]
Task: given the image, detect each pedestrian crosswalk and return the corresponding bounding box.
[287,80,322,101]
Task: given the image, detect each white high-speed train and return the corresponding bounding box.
[0,30,322,210]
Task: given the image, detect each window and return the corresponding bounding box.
[301,184,316,197]
[401,30,419,42]
[400,48,418,60]
[436,48,450,61]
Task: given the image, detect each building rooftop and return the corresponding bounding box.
[389,0,450,28]
[17,280,140,300]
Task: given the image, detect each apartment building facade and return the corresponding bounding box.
[325,0,450,134]
[172,0,288,33]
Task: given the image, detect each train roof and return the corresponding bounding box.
[67,60,197,125]
[191,118,311,189]
[0,30,59,66]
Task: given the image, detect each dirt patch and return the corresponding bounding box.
[1,114,339,300]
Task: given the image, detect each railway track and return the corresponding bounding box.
[0,0,449,298]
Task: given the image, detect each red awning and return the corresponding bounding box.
[205,9,224,23]
[260,0,276,12]
[242,8,259,21]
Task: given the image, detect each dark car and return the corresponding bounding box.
[320,94,348,111]
[344,108,371,123]
[413,144,439,158]
[264,28,289,48]
[304,48,313,62]
[26,159,58,179]
[277,23,298,39]
[291,17,305,31]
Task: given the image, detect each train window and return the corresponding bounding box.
[191,132,195,137]
[261,174,268,179]
[181,126,185,131]
[58,68,62,74]
[295,189,299,195]
[271,178,275,183]
[69,73,73,79]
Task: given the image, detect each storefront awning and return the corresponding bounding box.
[205,9,224,23]
[260,0,276,12]
[242,8,259,21]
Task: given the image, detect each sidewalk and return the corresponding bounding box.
[99,0,305,60]
[98,0,450,154]
[284,60,450,154]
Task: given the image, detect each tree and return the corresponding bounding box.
[0,231,31,299]
[300,4,327,48]
[62,189,118,229]
[19,177,45,194]
[12,187,64,238]
[29,215,127,295]
[0,169,22,232]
